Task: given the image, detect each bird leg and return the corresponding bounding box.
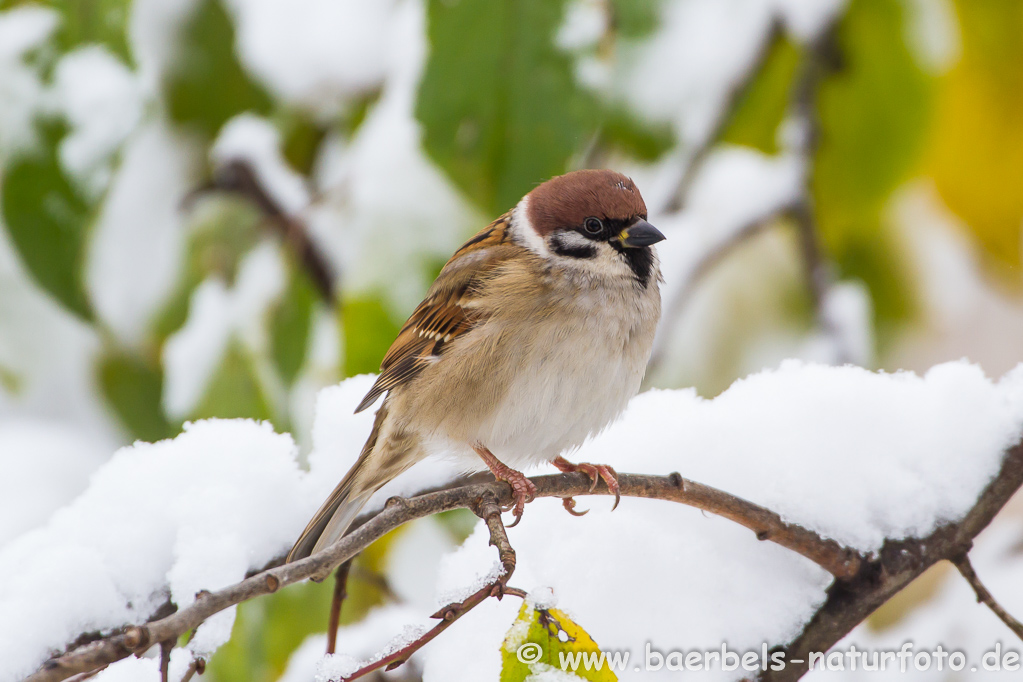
[553,457,621,512]
[472,443,536,527]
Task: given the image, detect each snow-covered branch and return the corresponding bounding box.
[25,469,870,682]
[760,437,1023,681]
[26,431,1023,682]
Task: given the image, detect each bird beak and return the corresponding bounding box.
[617,219,666,247]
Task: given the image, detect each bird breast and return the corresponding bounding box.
[401,261,661,471]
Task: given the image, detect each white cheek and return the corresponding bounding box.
[510,196,550,258]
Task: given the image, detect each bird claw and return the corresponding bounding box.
[473,443,537,527]
[553,458,621,511]
[562,497,588,516]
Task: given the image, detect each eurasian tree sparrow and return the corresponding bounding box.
[288,169,664,562]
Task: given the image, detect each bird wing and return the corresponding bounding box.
[354,214,517,413]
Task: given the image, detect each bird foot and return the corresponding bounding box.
[473,444,536,527]
[553,457,621,511]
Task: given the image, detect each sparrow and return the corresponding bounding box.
[288,169,664,562]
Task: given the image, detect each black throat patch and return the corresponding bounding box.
[610,242,655,287]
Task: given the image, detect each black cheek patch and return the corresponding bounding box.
[550,234,598,259]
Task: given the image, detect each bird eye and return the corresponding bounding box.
[583,217,603,235]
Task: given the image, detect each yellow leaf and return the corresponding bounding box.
[926,0,1023,279]
[501,601,619,682]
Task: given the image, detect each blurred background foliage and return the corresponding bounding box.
[1,0,1021,679]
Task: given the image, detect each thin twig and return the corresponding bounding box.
[952,554,1023,642]
[662,18,782,213]
[785,23,843,357]
[649,18,847,381]
[158,640,173,682]
[645,206,791,379]
[179,657,205,682]
[342,492,518,681]
[187,159,337,301]
[25,471,862,682]
[327,560,353,655]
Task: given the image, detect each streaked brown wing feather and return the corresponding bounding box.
[354,214,515,413]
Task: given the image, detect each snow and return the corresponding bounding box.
[0,224,120,447]
[306,0,477,312]
[86,122,199,347]
[127,0,200,95]
[226,0,397,117]
[3,360,1023,681]
[305,376,465,513]
[0,419,308,682]
[277,605,429,682]
[162,241,286,418]
[613,0,776,147]
[527,586,558,610]
[772,0,847,43]
[385,518,459,609]
[0,6,57,160]
[901,0,960,73]
[92,648,192,682]
[419,360,1023,681]
[287,307,342,455]
[50,46,144,197]
[645,145,803,373]
[556,0,607,52]
[805,514,1023,680]
[0,5,58,60]
[0,420,108,545]
[212,114,312,216]
[799,281,875,367]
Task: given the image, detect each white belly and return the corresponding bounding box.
[450,286,659,470]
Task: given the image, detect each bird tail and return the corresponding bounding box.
[287,405,397,563]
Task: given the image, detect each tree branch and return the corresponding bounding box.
[25,471,860,682]
[188,159,337,301]
[342,491,518,681]
[758,438,1023,681]
[952,553,1023,642]
[648,17,849,382]
[645,206,791,378]
[326,560,353,655]
[662,19,782,213]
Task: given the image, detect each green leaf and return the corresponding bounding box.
[47,0,133,63]
[599,107,675,162]
[501,602,617,682]
[270,267,317,385]
[97,350,177,442]
[151,198,263,342]
[341,294,403,378]
[163,0,272,138]
[609,0,662,39]
[1,122,95,320]
[0,364,21,394]
[277,110,328,176]
[190,342,273,422]
[812,0,934,336]
[416,0,597,216]
[720,34,801,154]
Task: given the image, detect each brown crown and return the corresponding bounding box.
[525,169,647,236]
